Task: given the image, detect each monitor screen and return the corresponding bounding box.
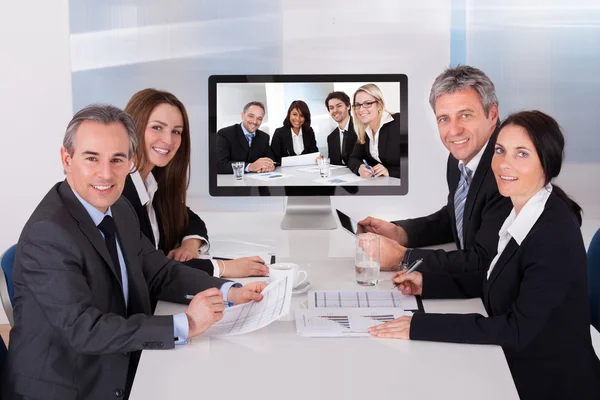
[208,74,408,196]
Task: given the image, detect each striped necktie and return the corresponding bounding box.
[454,164,472,249]
[244,132,255,147]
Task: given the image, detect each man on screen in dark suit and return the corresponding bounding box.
[1,104,266,400]
[359,65,512,273]
[216,101,276,174]
[325,91,357,166]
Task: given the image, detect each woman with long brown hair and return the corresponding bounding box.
[122,88,268,278]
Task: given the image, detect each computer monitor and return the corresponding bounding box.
[208,74,408,229]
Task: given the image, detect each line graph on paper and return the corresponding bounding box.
[203,271,293,336]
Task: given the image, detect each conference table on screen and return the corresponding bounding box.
[129,212,521,400]
[217,165,401,186]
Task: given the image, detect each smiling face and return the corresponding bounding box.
[241,105,265,133]
[62,120,131,213]
[435,88,498,165]
[492,124,546,210]
[143,103,183,170]
[289,108,305,131]
[353,91,382,127]
[327,97,350,125]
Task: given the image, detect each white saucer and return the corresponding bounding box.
[292,281,311,294]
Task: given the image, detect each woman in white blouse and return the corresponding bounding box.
[370,110,600,400]
[122,89,268,279]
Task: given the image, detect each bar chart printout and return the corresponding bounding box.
[308,290,419,311]
[295,308,406,337]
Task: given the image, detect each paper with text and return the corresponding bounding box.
[203,272,293,336]
[308,290,419,311]
[295,308,407,337]
[281,152,321,167]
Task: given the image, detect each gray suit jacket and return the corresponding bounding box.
[1,181,227,400]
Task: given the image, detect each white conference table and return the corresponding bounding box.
[130,212,521,400]
[217,165,401,186]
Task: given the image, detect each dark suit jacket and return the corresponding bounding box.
[410,193,600,400]
[394,129,513,272]
[327,117,358,166]
[1,181,227,400]
[122,174,215,275]
[270,126,319,164]
[347,113,402,178]
[216,124,274,174]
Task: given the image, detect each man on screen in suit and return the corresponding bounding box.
[359,65,512,273]
[325,91,357,166]
[1,104,266,400]
[216,101,276,174]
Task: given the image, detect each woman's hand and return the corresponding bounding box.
[392,271,423,295]
[220,256,269,278]
[368,315,412,339]
[372,164,389,177]
[167,239,202,262]
[358,164,374,178]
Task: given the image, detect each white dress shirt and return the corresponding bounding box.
[291,128,304,155]
[130,171,219,276]
[365,111,394,163]
[458,140,488,180]
[486,184,553,279]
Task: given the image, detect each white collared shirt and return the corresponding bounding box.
[458,140,488,180]
[339,117,350,150]
[130,171,218,275]
[365,111,394,163]
[291,128,304,155]
[486,184,553,279]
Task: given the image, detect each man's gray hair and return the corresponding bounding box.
[63,104,137,159]
[429,65,499,117]
[242,101,266,114]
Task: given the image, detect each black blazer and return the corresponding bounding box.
[270,126,319,164]
[347,113,402,178]
[394,129,513,272]
[216,124,274,174]
[122,174,215,275]
[1,181,227,400]
[327,117,358,166]
[411,193,600,400]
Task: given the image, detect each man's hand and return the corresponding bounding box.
[368,316,412,339]
[167,239,201,262]
[184,288,225,338]
[372,163,389,177]
[358,216,409,245]
[227,281,267,305]
[358,164,374,178]
[249,158,275,173]
[379,235,406,271]
[221,256,269,278]
[392,271,423,296]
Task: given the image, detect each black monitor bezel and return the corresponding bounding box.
[208,74,408,196]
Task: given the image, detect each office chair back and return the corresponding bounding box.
[0,244,16,327]
[589,229,600,332]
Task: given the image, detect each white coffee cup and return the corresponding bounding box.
[269,262,307,289]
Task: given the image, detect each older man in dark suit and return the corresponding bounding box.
[215,101,275,174]
[1,104,265,400]
[359,66,512,273]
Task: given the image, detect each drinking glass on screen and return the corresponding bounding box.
[317,157,330,178]
[231,162,245,180]
[355,233,380,286]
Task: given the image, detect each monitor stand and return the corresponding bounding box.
[280,196,337,230]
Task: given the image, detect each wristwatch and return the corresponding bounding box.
[400,248,413,270]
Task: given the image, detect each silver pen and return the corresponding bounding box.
[393,258,424,287]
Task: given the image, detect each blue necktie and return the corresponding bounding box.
[454,164,472,249]
[245,132,255,147]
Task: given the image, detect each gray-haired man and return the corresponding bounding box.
[1,104,266,399]
[359,65,512,273]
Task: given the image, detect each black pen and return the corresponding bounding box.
[393,258,424,287]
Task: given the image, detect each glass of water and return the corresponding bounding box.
[317,157,330,178]
[231,161,245,180]
[355,233,380,286]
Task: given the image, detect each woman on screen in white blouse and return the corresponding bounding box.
[370,110,600,400]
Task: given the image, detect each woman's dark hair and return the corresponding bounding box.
[125,88,191,252]
[283,100,312,132]
[499,110,582,226]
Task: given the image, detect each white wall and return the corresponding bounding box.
[0,0,73,324]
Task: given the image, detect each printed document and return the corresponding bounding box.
[308,290,420,311]
[281,152,321,167]
[295,308,407,337]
